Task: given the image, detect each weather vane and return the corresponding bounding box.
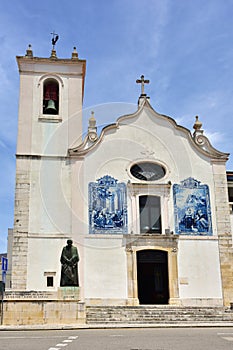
[51,31,59,49]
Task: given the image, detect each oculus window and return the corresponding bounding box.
[130,162,165,181]
[139,195,162,234]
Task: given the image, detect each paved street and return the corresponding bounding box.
[0,328,233,350]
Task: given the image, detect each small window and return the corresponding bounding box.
[139,195,162,234]
[47,276,54,287]
[43,79,59,115]
[130,162,165,181]
[228,187,233,202]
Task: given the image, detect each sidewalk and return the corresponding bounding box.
[1,322,233,330]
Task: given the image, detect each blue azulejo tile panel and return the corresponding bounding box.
[173,177,212,235]
[88,175,128,234]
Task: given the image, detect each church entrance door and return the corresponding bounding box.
[137,250,169,304]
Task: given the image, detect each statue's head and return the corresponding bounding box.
[67,239,73,246]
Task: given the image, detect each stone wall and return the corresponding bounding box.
[3,300,85,325]
[2,288,85,326]
[213,168,233,306]
[11,162,30,290]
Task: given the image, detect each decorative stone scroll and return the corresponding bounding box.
[173,177,212,235]
[88,175,127,234]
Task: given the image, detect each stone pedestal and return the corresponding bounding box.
[58,287,81,300]
[3,289,85,326]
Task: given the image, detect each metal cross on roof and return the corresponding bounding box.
[136,75,150,95]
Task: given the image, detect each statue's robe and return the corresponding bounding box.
[60,245,79,286]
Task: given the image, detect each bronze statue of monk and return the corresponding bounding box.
[60,239,79,286]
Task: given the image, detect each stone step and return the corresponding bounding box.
[86,306,233,324]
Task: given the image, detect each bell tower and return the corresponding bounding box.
[16,44,86,156]
[11,44,86,290]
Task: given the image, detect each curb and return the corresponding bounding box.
[1,322,233,331]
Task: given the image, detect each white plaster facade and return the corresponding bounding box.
[8,47,233,307]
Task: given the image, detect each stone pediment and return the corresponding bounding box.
[68,97,229,162]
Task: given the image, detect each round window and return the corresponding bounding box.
[130,162,166,181]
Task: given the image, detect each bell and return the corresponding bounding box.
[45,100,57,114]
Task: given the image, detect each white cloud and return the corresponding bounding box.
[0,139,9,149]
[204,131,224,146]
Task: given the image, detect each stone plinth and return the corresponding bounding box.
[58,287,80,300]
[2,289,85,326]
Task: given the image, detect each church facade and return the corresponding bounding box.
[7,45,233,322]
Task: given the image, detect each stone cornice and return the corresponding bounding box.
[16,55,86,66]
[16,154,68,160]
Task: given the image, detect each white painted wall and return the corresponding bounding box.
[82,107,217,236]
[16,59,84,156]
[80,105,224,303]
[27,237,83,291]
[84,237,127,299]
[178,239,223,301]
[27,238,63,290]
[16,61,228,305]
[28,158,72,234]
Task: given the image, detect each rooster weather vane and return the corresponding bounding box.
[51,31,59,49]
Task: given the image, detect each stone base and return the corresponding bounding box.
[126,298,140,306]
[57,287,80,300]
[169,297,182,306]
[2,289,85,326]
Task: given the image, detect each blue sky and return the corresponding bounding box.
[0,0,233,252]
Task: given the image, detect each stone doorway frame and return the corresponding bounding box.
[124,235,180,306]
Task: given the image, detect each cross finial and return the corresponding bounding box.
[136,75,150,96]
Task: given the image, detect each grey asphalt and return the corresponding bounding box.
[1,327,233,350]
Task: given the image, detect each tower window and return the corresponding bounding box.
[43,79,59,115]
[139,195,162,233]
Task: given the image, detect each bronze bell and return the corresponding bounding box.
[45,99,57,114]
